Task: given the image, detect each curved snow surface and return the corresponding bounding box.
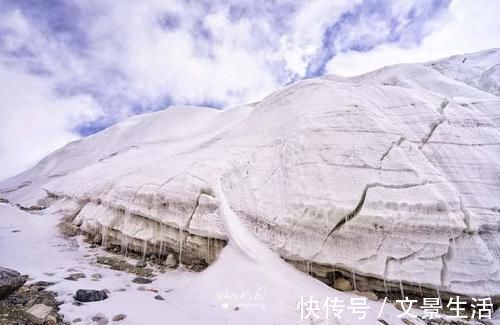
[1,49,500,299]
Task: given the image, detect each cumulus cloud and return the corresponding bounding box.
[0,0,499,179]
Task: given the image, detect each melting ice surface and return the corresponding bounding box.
[1,49,500,323]
[0,203,416,324]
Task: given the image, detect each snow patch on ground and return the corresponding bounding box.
[0,203,415,324]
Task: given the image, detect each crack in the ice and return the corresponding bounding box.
[310,179,433,260]
[379,136,405,162]
[185,191,212,230]
[0,181,32,194]
[383,257,394,280]
[419,99,450,149]
[466,205,500,212]
[309,128,402,136]
[179,190,216,256]
[383,246,426,280]
[438,99,450,114]
[419,116,446,149]
[295,161,418,176]
[357,231,391,264]
[418,141,500,147]
[155,172,210,190]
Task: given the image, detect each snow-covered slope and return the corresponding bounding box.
[1,49,499,302]
[427,48,500,96]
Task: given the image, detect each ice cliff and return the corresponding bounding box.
[1,49,499,301]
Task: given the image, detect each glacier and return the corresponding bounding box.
[1,48,499,305]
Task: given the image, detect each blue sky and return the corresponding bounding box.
[0,0,499,179]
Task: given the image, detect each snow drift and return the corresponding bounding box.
[1,49,499,301]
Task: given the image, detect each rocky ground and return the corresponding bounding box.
[0,280,67,325]
[0,225,181,325]
[0,253,174,325]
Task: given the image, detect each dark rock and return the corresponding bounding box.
[112,314,127,321]
[154,295,164,300]
[73,318,82,323]
[9,296,28,305]
[31,281,55,290]
[92,314,104,321]
[19,205,45,211]
[70,273,86,279]
[92,233,102,245]
[0,267,28,299]
[188,264,206,272]
[131,277,152,284]
[0,282,65,324]
[65,272,86,281]
[91,313,108,324]
[401,318,415,325]
[74,289,108,302]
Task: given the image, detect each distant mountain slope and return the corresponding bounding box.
[428,48,500,95]
[1,49,499,301]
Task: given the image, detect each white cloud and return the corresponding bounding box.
[0,64,101,179]
[326,0,500,76]
[74,0,283,108]
[274,0,361,77]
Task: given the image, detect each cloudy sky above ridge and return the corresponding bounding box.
[1,0,499,179]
